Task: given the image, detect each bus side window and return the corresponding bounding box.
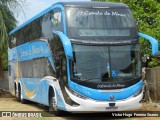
[42,12,53,39]
[9,36,16,48]
[51,8,64,32]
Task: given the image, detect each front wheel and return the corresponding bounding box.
[49,92,63,116]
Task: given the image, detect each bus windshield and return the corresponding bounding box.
[71,44,141,82]
[66,7,137,39]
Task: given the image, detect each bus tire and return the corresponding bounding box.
[19,84,28,104]
[49,89,63,116]
[15,83,21,102]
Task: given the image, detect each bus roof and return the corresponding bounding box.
[61,1,128,8]
[9,1,128,35]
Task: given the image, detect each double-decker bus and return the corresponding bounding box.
[9,2,158,115]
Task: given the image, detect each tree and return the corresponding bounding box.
[0,0,25,78]
[92,0,160,68]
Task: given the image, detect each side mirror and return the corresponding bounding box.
[138,32,159,56]
[53,31,73,59]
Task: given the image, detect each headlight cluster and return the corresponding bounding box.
[68,87,89,100]
[133,89,142,97]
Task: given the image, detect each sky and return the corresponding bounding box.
[17,0,90,25]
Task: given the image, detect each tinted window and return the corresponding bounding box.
[66,7,137,39]
[42,12,54,39]
[51,8,64,32]
[10,18,42,48]
[71,44,141,82]
[9,36,16,48]
[18,58,54,78]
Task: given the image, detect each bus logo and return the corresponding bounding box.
[110,95,114,100]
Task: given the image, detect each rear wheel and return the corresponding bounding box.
[17,84,28,104]
[49,90,63,116]
[15,84,21,102]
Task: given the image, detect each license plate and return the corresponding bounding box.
[106,106,118,111]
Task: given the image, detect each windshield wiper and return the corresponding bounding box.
[77,78,101,83]
[77,77,110,83]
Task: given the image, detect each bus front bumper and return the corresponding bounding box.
[65,88,143,112]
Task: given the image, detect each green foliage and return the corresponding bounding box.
[148,58,159,68]
[93,0,160,68]
[0,0,25,71]
[0,47,8,70]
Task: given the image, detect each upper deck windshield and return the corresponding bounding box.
[66,7,137,39]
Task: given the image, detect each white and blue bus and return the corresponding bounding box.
[9,2,158,115]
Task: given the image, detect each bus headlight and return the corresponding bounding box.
[133,89,142,97]
[68,87,89,100]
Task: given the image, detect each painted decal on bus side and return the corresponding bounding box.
[9,41,51,62]
[18,41,50,61]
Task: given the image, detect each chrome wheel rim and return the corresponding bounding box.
[51,96,58,111]
[16,89,19,98]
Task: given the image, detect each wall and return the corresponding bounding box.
[146,67,160,102]
[0,71,9,90]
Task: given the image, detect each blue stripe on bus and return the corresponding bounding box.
[9,41,50,61]
[9,4,65,35]
[8,40,55,71]
[68,80,143,101]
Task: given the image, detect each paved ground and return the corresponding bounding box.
[0,91,160,120]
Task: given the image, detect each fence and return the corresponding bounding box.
[146,67,160,102]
